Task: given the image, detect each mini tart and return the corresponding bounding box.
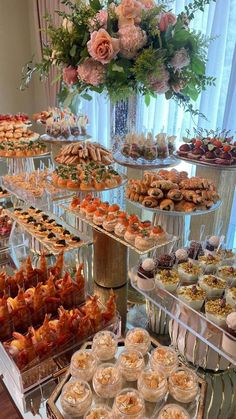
[54,239,68,248]
[168,367,199,403]
[157,404,190,419]
[60,229,72,239]
[114,220,128,238]
[178,261,201,283]
[125,328,151,355]
[198,275,226,298]
[102,214,117,232]
[134,231,155,251]
[52,223,64,233]
[177,285,206,310]
[34,226,48,236]
[124,225,139,244]
[13,208,23,215]
[45,231,57,242]
[150,225,166,241]
[69,236,81,247]
[225,287,236,307]
[198,254,221,273]
[93,208,106,226]
[218,266,236,285]
[114,389,145,418]
[155,269,180,292]
[205,299,234,327]
[137,369,168,403]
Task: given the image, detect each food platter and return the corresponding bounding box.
[0,151,50,159]
[126,198,222,216]
[113,149,180,169]
[173,152,236,171]
[50,172,127,193]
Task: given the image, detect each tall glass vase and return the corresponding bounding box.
[110,96,137,144]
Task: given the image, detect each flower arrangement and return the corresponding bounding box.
[22,0,216,109]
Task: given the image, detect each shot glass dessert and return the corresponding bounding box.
[198,275,226,298]
[222,312,236,357]
[137,369,168,402]
[150,346,178,377]
[168,367,199,403]
[113,388,145,419]
[218,266,236,286]
[178,262,201,283]
[93,363,122,398]
[177,285,206,310]
[205,298,234,327]
[92,331,118,361]
[136,258,156,291]
[125,328,151,355]
[225,287,236,307]
[157,404,190,419]
[198,254,221,274]
[70,350,97,381]
[155,270,180,292]
[118,349,145,382]
[84,405,113,419]
[60,379,92,417]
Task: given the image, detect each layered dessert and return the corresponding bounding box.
[198,254,221,273]
[205,299,234,327]
[216,249,235,265]
[175,248,188,263]
[157,404,190,419]
[168,367,199,403]
[177,285,206,310]
[70,350,97,381]
[198,275,226,298]
[92,331,117,361]
[156,253,176,269]
[137,369,168,402]
[225,287,236,307]
[84,405,113,419]
[155,270,180,292]
[60,380,92,416]
[205,235,220,252]
[187,241,204,260]
[178,262,201,283]
[218,266,236,285]
[118,349,144,382]
[136,258,156,291]
[125,328,151,355]
[150,346,178,377]
[113,389,145,419]
[92,364,122,398]
[222,312,236,357]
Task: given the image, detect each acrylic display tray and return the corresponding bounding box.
[59,202,178,255]
[131,268,236,367]
[41,133,91,144]
[4,208,92,255]
[0,309,120,395]
[113,149,179,169]
[127,198,222,216]
[46,337,206,419]
[173,152,236,171]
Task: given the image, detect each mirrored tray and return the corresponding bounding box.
[131,268,236,367]
[4,208,92,255]
[126,198,222,216]
[47,337,206,419]
[59,202,178,255]
[113,149,179,169]
[41,134,91,144]
[173,152,236,171]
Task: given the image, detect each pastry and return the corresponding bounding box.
[55,141,113,166]
[124,225,139,244]
[125,328,151,355]
[167,189,183,201]
[118,349,145,381]
[114,218,128,238]
[168,367,199,403]
[134,231,155,251]
[92,331,118,361]
[93,364,122,398]
[147,187,164,199]
[174,201,197,212]
[70,350,97,381]
[155,270,180,292]
[93,208,106,226]
[142,196,158,208]
[199,275,226,298]
[205,298,234,327]
[102,214,117,232]
[137,369,168,403]
[150,346,178,377]
[157,404,190,419]
[177,285,206,310]
[136,258,156,291]
[150,225,166,241]
[178,262,201,283]
[159,198,174,211]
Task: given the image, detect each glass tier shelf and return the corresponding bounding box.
[131,268,236,366]
[126,198,222,217]
[113,149,180,169]
[173,152,236,171]
[41,133,91,144]
[5,208,93,255]
[59,201,178,255]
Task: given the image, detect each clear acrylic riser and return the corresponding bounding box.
[131,269,236,367]
[113,149,180,169]
[3,154,51,175]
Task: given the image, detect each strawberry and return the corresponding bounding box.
[195,139,203,148]
[223,144,231,152]
[213,139,222,148]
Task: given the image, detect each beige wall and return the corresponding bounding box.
[0,0,47,115]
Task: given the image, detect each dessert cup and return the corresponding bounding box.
[124,327,151,355]
[198,275,226,298]
[70,350,97,381]
[84,405,113,419]
[217,266,236,286]
[60,379,92,417]
[113,388,145,419]
[198,254,221,274]
[137,369,168,402]
[168,367,199,403]
[118,349,145,382]
[225,287,236,307]
[157,403,190,419]
[136,258,155,291]
[150,346,178,377]
[178,262,201,283]
[92,363,122,398]
[222,312,236,357]
[92,331,118,361]
[205,299,234,327]
[177,285,206,310]
[155,270,180,292]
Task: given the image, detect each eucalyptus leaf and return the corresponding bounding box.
[145,94,151,106]
[112,64,124,73]
[81,92,93,101]
[70,44,77,57]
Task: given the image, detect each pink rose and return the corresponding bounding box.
[87,29,120,64]
[89,10,108,30]
[116,0,142,27]
[172,80,186,93]
[148,65,170,93]
[159,12,177,32]
[138,0,155,9]
[171,48,190,70]
[119,25,147,58]
[77,58,106,86]
[150,80,170,94]
[63,66,78,86]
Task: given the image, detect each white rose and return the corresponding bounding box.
[171,48,190,70]
[62,18,74,33]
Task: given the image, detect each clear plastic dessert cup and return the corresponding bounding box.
[92,363,122,399]
[113,388,145,419]
[84,404,113,419]
[137,368,168,402]
[70,349,97,381]
[157,403,190,419]
[92,330,118,361]
[150,346,178,377]
[118,349,145,382]
[124,327,151,355]
[168,367,199,403]
[60,379,92,417]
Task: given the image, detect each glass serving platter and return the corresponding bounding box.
[131,268,236,367]
[59,202,178,256]
[113,149,180,169]
[173,152,236,171]
[41,134,91,144]
[47,337,206,419]
[4,208,93,255]
[126,198,222,216]
[0,151,50,159]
